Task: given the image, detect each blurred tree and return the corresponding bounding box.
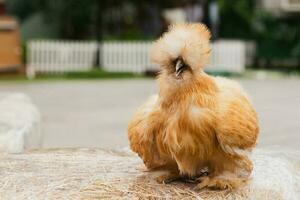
[6,0,300,67]
[32,0,95,39]
[217,0,300,66]
[6,0,36,22]
[6,0,191,40]
[217,0,255,39]
[253,12,300,65]
[7,0,116,40]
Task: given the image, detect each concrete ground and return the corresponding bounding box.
[0,78,299,151]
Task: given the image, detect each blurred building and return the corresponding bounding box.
[0,0,4,15]
[257,0,300,14]
[0,0,22,73]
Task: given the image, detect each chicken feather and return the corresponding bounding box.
[128,23,259,190]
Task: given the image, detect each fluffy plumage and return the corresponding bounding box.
[128,23,259,190]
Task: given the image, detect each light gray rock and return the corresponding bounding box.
[0,93,42,153]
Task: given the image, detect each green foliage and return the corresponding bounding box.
[0,69,144,81]
[217,0,255,39]
[253,12,300,59]
[6,0,300,61]
[6,0,36,22]
[62,69,143,79]
[8,0,105,39]
[32,0,97,39]
[217,0,300,60]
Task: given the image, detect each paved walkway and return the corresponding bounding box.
[0,78,299,151]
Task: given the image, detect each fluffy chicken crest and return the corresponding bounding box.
[150,23,211,71]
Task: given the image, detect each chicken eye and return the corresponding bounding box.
[172,58,179,66]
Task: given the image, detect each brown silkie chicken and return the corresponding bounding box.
[128,23,259,190]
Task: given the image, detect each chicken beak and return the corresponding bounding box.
[175,59,185,77]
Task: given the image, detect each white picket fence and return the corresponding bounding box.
[101,42,153,73]
[27,40,247,78]
[27,41,98,78]
[208,40,246,73]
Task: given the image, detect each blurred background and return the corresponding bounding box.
[0,0,299,152]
